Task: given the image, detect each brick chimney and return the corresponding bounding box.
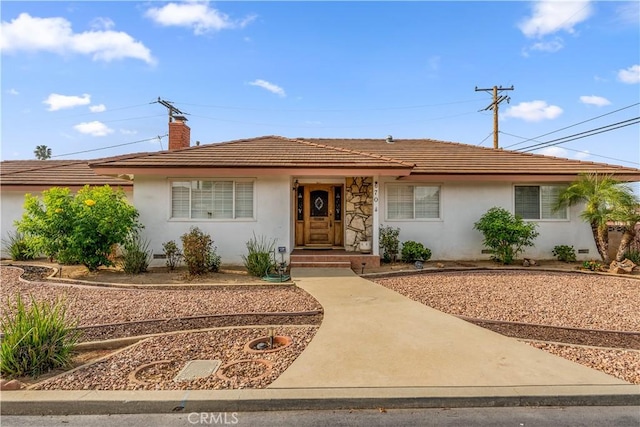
[168,116,190,150]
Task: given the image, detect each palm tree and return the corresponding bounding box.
[34,145,52,160]
[610,195,640,262]
[555,173,638,264]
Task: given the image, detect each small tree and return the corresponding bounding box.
[16,185,140,271]
[474,207,539,265]
[34,145,52,160]
[181,227,220,275]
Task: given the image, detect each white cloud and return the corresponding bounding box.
[579,95,611,107]
[145,2,256,35]
[615,2,640,26]
[529,38,564,53]
[573,150,590,160]
[89,104,106,113]
[249,79,286,97]
[0,13,155,64]
[119,129,138,135]
[7,88,19,95]
[73,121,113,136]
[43,93,91,111]
[503,100,563,122]
[618,64,640,84]
[519,0,593,38]
[538,146,568,158]
[90,17,115,31]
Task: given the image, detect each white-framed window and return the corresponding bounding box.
[514,185,567,220]
[171,180,254,219]
[386,184,440,220]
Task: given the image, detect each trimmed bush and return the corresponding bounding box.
[242,234,276,277]
[379,225,400,263]
[162,240,183,271]
[181,227,220,275]
[474,207,539,265]
[401,241,432,263]
[0,294,80,378]
[552,245,577,262]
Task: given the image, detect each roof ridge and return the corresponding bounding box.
[290,137,415,167]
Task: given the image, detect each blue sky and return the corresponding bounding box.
[1,1,639,170]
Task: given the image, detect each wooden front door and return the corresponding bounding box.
[304,185,335,246]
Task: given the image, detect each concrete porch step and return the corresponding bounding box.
[289,261,353,268]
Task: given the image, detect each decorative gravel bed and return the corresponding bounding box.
[374,271,640,331]
[79,313,323,342]
[375,270,640,384]
[526,342,640,385]
[31,326,318,390]
[1,267,322,327]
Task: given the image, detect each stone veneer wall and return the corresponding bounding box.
[344,177,373,252]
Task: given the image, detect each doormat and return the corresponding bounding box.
[302,247,333,251]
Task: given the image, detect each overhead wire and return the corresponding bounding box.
[517,117,640,152]
[502,102,640,149]
[51,135,167,158]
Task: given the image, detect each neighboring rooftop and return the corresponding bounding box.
[0,160,133,189]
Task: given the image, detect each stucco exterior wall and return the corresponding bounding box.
[1,191,28,258]
[378,179,598,261]
[135,175,292,266]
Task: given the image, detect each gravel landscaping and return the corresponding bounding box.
[1,267,322,327]
[31,326,318,390]
[3,266,640,388]
[374,270,640,384]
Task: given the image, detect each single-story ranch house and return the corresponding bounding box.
[0,160,132,258]
[86,118,640,268]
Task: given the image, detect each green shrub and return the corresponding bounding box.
[16,185,140,271]
[121,234,151,274]
[2,231,38,261]
[0,294,81,378]
[242,233,276,277]
[379,225,400,263]
[623,249,640,265]
[552,245,577,262]
[400,241,432,263]
[181,227,220,275]
[162,240,182,271]
[473,207,539,265]
[582,260,603,271]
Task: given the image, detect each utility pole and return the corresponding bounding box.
[152,97,188,123]
[475,85,514,149]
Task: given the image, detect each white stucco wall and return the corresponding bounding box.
[135,175,292,266]
[0,191,29,258]
[378,179,598,261]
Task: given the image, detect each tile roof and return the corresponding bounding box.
[88,135,640,179]
[0,160,133,188]
[89,136,414,170]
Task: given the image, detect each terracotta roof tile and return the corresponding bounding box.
[88,135,640,179]
[0,160,133,188]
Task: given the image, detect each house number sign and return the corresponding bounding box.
[373,181,379,213]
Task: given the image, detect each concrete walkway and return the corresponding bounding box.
[271,268,628,389]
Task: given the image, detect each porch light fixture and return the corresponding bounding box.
[292,179,299,191]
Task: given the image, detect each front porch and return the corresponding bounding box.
[289,249,380,270]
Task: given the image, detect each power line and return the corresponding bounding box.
[517,117,640,152]
[52,135,167,158]
[502,102,640,149]
[477,131,494,146]
[499,131,640,166]
[173,98,482,113]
